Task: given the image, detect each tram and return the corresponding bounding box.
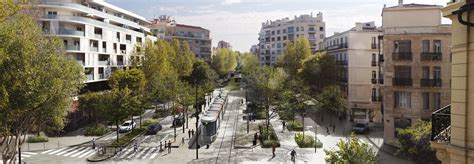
[198,90,228,145]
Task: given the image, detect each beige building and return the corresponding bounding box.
[324,22,383,125]
[149,15,212,62]
[431,0,474,163]
[381,1,452,146]
[217,40,232,50]
[257,13,326,65]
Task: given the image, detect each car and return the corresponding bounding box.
[145,123,162,135]
[118,120,136,133]
[352,123,369,133]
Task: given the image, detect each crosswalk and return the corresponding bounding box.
[39,146,96,159]
[112,146,162,160]
[0,151,37,164]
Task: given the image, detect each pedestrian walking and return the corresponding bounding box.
[290,149,297,162]
[133,142,138,153]
[282,121,286,130]
[164,141,167,149]
[271,144,276,157]
[333,124,336,133]
[168,141,172,153]
[188,129,191,138]
[191,129,195,136]
[91,138,96,149]
[326,126,330,135]
[160,141,163,151]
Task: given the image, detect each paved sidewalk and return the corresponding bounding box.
[20,135,95,152]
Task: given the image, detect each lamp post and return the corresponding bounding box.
[194,80,199,159]
[246,82,249,134]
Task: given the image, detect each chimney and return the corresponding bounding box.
[398,0,403,6]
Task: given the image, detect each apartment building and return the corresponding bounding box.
[381,1,452,146]
[37,0,157,89]
[250,45,259,55]
[217,40,232,49]
[149,15,212,62]
[257,12,326,65]
[324,22,383,125]
[431,0,474,163]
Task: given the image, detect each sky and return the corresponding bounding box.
[106,0,450,52]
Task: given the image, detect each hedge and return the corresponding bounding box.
[294,133,323,148]
[27,133,49,143]
[84,125,111,136]
[258,123,280,148]
[287,121,303,131]
[111,128,145,147]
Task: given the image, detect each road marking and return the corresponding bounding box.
[77,149,95,158]
[135,147,150,159]
[22,152,37,155]
[64,147,87,157]
[40,149,55,154]
[118,148,133,159]
[140,147,155,159]
[70,147,91,158]
[20,154,31,158]
[47,147,68,155]
[148,148,160,159]
[56,147,80,156]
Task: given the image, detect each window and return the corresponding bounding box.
[320,27,324,31]
[433,92,441,110]
[433,40,441,53]
[283,29,287,33]
[372,71,376,79]
[300,27,304,31]
[433,66,441,79]
[394,40,411,52]
[309,27,315,31]
[422,66,430,79]
[394,66,411,78]
[277,30,280,34]
[422,40,430,53]
[47,11,57,16]
[394,118,411,137]
[283,36,287,40]
[372,53,376,62]
[423,92,430,111]
[296,27,299,32]
[271,31,275,35]
[372,88,376,98]
[320,34,324,39]
[372,37,376,45]
[288,27,294,33]
[394,91,411,109]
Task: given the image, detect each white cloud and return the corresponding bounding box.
[222,0,242,5]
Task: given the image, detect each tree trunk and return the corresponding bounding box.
[116,120,119,143]
[302,113,305,140]
[2,132,25,164]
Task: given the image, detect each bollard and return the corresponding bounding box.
[58,141,60,148]
[28,143,30,151]
[43,143,45,150]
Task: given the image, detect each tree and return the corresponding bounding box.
[211,48,237,77]
[396,120,438,163]
[171,39,194,77]
[78,92,104,126]
[316,85,347,122]
[324,133,378,163]
[277,36,312,76]
[299,52,342,93]
[103,88,140,143]
[240,53,260,77]
[0,7,84,163]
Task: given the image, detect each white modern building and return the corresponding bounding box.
[37,0,157,90]
[257,12,326,65]
[324,22,383,125]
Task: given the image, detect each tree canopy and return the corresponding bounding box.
[396,120,438,163]
[211,48,238,77]
[324,134,378,163]
[277,36,312,76]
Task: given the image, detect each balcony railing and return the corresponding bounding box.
[371,78,377,84]
[378,78,384,84]
[98,60,110,66]
[90,47,98,52]
[371,44,377,49]
[379,54,384,62]
[393,78,413,86]
[371,96,383,102]
[336,60,348,65]
[371,61,377,67]
[86,74,94,81]
[421,52,442,61]
[58,28,84,36]
[421,79,442,87]
[117,61,124,66]
[392,52,413,61]
[326,43,348,51]
[431,104,451,143]
[65,45,79,51]
[77,60,84,66]
[94,34,102,39]
[99,74,105,79]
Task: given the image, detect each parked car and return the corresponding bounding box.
[118,120,136,133]
[145,123,162,135]
[352,123,369,133]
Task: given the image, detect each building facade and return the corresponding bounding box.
[431,0,474,163]
[217,40,232,50]
[37,0,157,88]
[257,13,326,65]
[324,22,383,125]
[381,1,452,146]
[149,15,212,62]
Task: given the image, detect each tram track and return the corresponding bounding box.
[214,95,240,164]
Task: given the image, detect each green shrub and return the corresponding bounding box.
[258,123,280,148]
[256,111,267,120]
[287,121,303,131]
[27,133,49,143]
[84,125,111,136]
[142,119,159,127]
[295,133,323,148]
[112,128,146,147]
[278,111,294,121]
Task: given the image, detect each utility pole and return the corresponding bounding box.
[194,80,199,159]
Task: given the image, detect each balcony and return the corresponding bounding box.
[94,34,102,39]
[117,61,124,66]
[371,61,377,67]
[99,74,105,79]
[421,79,442,87]
[86,74,94,81]
[58,28,84,36]
[90,47,98,52]
[102,48,106,53]
[431,105,451,143]
[76,60,84,66]
[392,78,413,86]
[371,44,377,49]
[98,60,110,66]
[392,52,413,61]
[336,60,348,65]
[326,43,348,51]
[65,45,79,51]
[371,96,383,102]
[371,78,377,84]
[421,52,442,61]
